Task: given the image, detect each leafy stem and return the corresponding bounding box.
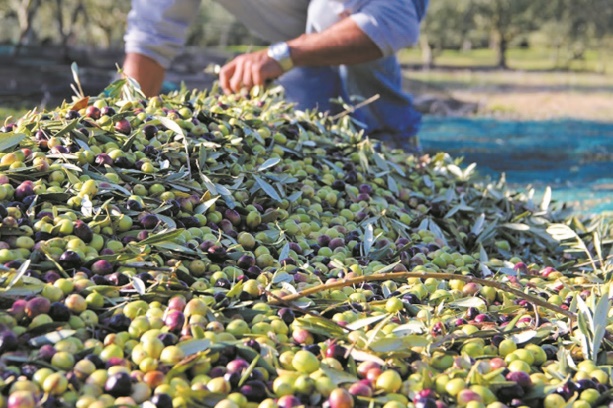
[273,271,576,320]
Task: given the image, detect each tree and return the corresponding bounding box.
[7,0,42,54]
[421,0,475,67]
[472,0,537,68]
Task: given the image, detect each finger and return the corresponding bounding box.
[242,60,254,90]
[229,59,244,93]
[219,62,236,95]
[252,62,263,87]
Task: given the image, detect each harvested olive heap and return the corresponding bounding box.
[0,77,612,408]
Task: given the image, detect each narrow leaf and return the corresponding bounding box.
[0,133,26,152]
[6,260,31,290]
[254,175,282,202]
[257,158,281,172]
[540,186,552,211]
[346,314,388,331]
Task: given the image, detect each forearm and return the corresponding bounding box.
[287,18,383,67]
[123,53,165,97]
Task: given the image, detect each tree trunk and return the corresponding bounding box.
[495,34,508,69]
[419,35,434,69]
[13,0,41,56]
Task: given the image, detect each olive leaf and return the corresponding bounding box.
[320,364,359,385]
[0,133,26,153]
[257,158,281,172]
[29,329,76,347]
[369,335,429,353]
[6,259,31,290]
[254,175,282,202]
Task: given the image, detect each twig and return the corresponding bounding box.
[330,94,381,121]
[272,272,576,321]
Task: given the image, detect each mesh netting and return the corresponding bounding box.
[420,117,613,214]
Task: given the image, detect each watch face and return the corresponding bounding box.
[268,43,293,71]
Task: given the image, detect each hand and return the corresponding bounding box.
[219,49,284,95]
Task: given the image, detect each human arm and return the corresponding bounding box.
[220,17,382,94]
[123,53,166,97]
[123,0,200,96]
[219,0,425,94]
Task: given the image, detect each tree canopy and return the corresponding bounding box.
[0,0,611,69]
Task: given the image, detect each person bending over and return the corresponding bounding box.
[123,0,429,151]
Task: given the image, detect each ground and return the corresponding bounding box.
[406,69,613,121]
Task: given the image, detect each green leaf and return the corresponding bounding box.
[278,243,290,262]
[369,335,429,353]
[257,158,281,172]
[540,186,552,211]
[0,133,26,153]
[295,316,346,339]
[132,276,146,295]
[156,116,185,137]
[547,224,579,241]
[509,330,537,345]
[226,280,244,298]
[138,229,185,246]
[235,343,276,375]
[320,364,359,385]
[177,338,211,356]
[29,329,76,347]
[501,223,531,231]
[254,175,282,202]
[6,259,31,290]
[157,214,178,229]
[153,242,199,256]
[363,224,375,255]
[449,297,486,308]
[194,197,220,214]
[387,175,399,195]
[346,314,389,331]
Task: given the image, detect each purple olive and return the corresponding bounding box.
[325,344,348,364]
[143,125,158,139]
[358,184,373,194]
[278,308,295,325]
[73,220,93,243]
[150,393,173,408]
[107,313,131,332]
[0,330,18,353]
[207,245,227,261]
[65,110,80,120]
[105,372,133,397]
[85,106,101,119]
[224,209,241,226]
[163,310,185,333]
[91,260,114,276]
[38,345,56,361]
[240,380,268,402]
[59,250,82,269]
[329,237,345,250]
[95,153,113,166]
[114,118,132,135]
[25,297,51,318]
[237,255,255,269]
[317,235,331,247]
[140,214,159,229]
[101,106,116,116]
[48,302,71,322]
[14,181,35,201]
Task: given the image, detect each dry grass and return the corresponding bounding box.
[405,69,613,120]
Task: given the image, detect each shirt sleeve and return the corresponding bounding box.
[124,0,201,69]
[350,0,425,57]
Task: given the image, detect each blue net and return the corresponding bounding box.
[419,117,613,214]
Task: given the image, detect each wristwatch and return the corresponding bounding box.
[267,42,294,72]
